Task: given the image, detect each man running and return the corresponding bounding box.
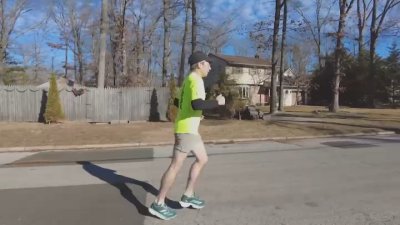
[148,51,224,220]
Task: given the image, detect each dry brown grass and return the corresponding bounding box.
[0,106,398,148]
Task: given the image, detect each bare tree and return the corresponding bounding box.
[108,0,131,86]
[294,0,335,70]
[31,33,42,82]
[98,0,108,88]
[178,0,190,86]
[288,43,313,105]
[330,0,355,112]
[16,33,43,84]
[289,44,313,78]
[120,0,129,83]
[47,41,68,77]
[69,2,90,84]
[0,0,28,71]
[368,0,400,107]
[356,0,372,59]
[162,0,171,87]
[278,0,288,111]
[191,0,197,53]
[51,0,92,84]
[129,0,165,86]
[118,0,169,86]
[270,0,282,114]
[203,17,235,53]
[88,19,100,83]
[131,6,144,78]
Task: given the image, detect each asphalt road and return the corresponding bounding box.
[1,134,400,225]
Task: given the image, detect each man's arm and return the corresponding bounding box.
[191,98,219,110]
[173,97,218,110]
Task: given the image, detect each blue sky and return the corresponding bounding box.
[206,0,399,57]
[10,0,400,73]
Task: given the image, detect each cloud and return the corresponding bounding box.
[206,0,273,26]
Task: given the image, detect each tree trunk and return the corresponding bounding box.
[357,0,364,58]
[0,0,27,70]
[191,0,197,53]
[331,2,344,112]
[357,0,363,59]
[78,48,84,85]
[178,0,190,86]
[331,0,354,112]
[356,0,371,60]
[109,6,117,86]
[0,1,4,61]
[133,20,140,78]
[121,0,128,80]
[98,0,108,88]
[111,42,117,86]
[317,42,322,69]
[138,20,146,76]
[316,0,323,70]
[162,0,171,87]
[33,37,40,82]
[278,0,287,111]
[73,40,77,81]
[270,0,282,114]
[296,83,300,105]
[368,0,400,107]
[121,27,127,81]
[368,0,377,107]
[135,41,141,76]
[295,0,327,70]
[0,2,6,69]
[64,39,68,78]
[108,0,130,86]
[72,28,84,84]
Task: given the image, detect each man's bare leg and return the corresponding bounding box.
[155,151,187,204]
[184,147,208,196]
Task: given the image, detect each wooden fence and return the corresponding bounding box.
[0,86,170,122]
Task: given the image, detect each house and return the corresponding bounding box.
[37,76,87,96]
[279,68,308,106]
[37,76,83,90]
[205,53,307,106]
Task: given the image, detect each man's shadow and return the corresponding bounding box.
[77,161,182,218]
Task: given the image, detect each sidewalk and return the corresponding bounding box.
[1,110,399,153]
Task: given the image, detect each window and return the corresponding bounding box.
[258,69,265,74]
[238,86,250,99]
[249,68,257,75]
[232,67,243,74]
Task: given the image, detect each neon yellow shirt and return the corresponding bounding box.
[174,72,205,134]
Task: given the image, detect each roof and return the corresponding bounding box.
[37,77,84,90]
[283,68,295,77]
[209,53,271,68]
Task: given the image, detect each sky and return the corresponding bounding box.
[9,0,400,75]
[205,0,399,58]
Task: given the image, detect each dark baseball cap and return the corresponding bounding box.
[188,51,210,66]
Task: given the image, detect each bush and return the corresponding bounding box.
[149,88,160,121]
[209,72,248,119]
[1,66,29,85]
[44,74,65,123]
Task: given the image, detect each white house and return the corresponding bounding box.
[37,76,84,90]
[205,53,307,106]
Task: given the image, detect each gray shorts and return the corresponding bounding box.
[173,133,206,154]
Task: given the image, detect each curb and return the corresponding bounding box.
[0,131,395,153]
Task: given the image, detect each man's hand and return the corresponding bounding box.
[216,94,225,106]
